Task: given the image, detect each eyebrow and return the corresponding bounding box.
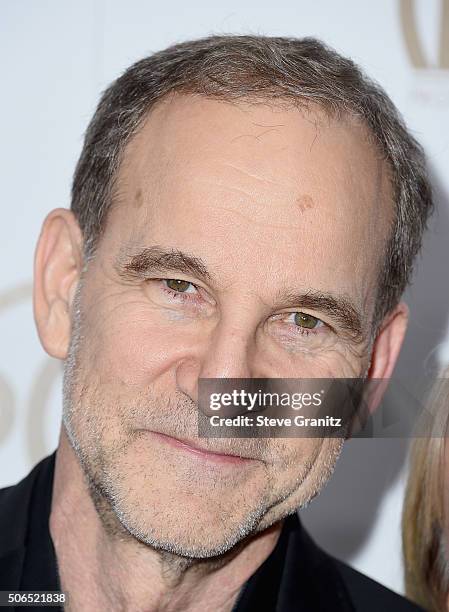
[114,245,214,284]
[114,246,365,340]
[275,289,364,341]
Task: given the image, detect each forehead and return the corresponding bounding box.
[106,94,393,305]
[118,94,389,197]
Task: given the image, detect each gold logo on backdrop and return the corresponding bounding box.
[0,283,61,466]
[400,0,449,68]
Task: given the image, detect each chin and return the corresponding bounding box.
[117,507,267,559]
[107,486,271,559]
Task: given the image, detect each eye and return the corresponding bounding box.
[292,312,323,330]
[278,312,325,336]
[164,279,197,294]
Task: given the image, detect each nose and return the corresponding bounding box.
[175,320,257,405]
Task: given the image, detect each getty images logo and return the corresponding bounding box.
[400,0,449,69]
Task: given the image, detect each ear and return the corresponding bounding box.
[33,208,83,360]
[364,301,409,415]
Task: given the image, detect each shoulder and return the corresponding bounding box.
[327,550,424,611]
[0,454,55,554]
[292,515,424,611]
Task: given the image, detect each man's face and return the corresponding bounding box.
[62,95,392,557]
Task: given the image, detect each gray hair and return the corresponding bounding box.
[70,34,433,330]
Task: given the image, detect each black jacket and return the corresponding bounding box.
[0,453,424,611]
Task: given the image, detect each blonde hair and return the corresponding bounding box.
[403,369,449,611]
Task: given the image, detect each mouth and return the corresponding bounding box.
[147,431,257,465]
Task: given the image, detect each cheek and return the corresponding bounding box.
[263,439,322,481]
[85,297,201,387]
[284,345,366,378]
[276,437,342,491]
[282,438,322,469]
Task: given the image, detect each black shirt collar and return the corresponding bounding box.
[19,451,60,593]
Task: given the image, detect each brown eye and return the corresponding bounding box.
[294,312,320,329]
[165,279,194,293]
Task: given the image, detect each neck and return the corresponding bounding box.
[49,431,282,612]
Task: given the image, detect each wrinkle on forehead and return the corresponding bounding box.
[230,125,285,143]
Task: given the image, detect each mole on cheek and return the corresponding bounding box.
[295,194,314,213]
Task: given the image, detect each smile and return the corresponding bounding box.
[148,431,256,465]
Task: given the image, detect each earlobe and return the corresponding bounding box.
[33,208,83,360]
